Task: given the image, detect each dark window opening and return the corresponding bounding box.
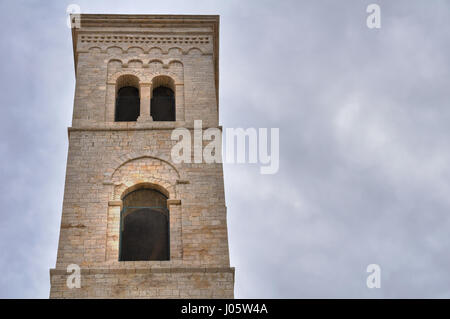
[119,188,169,261]
[115,86,140,122]
[151,86,175,121]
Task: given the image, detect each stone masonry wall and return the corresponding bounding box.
[50,268,234,299]
[50,15,234,298]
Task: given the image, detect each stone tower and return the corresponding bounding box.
[49,14,234,298]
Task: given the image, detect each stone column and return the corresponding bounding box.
[137,83,152,122]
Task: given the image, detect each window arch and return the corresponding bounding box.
[115,75,140,122]
[119,187,169,261]
[151,75,175,121]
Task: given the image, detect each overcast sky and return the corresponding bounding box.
[1,0,450,298]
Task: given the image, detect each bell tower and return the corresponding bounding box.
[50,14,234,298]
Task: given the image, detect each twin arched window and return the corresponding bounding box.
[119,188,170,261]
[114,75,176,122]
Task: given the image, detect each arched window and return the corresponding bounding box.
[151,76,175,121]
[115,75,140,122]
[119,188,169,261]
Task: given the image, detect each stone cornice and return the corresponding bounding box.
[50,267,235,275]
[67,123,222,132]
